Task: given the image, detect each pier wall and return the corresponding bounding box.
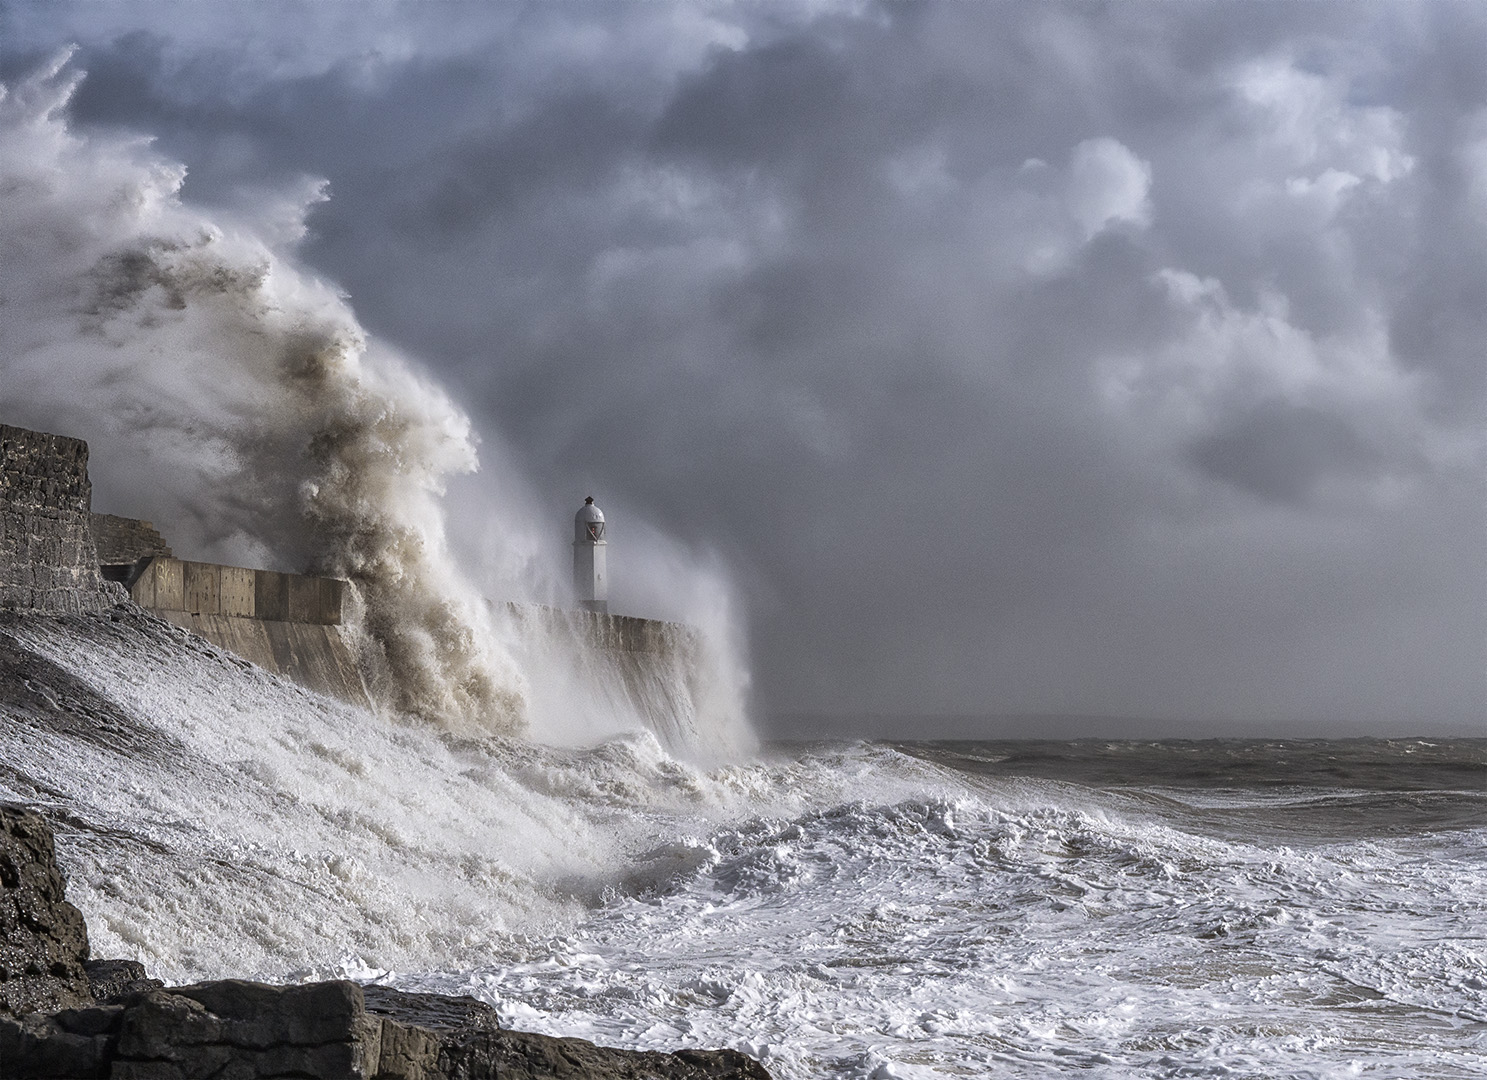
[1,422,367,707]
[125,557,368,707]
[507,603,708,752]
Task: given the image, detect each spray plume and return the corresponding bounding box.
[0,52,528,733]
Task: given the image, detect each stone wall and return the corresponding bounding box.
[0,425,118,614]
[90,514,171,567]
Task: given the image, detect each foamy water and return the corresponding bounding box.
[3,610,1483,1079]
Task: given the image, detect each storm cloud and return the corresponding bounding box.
[2,0,1482,734]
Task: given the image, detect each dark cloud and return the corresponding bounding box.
[1188,403,1378,504]
[3,0,1483,733]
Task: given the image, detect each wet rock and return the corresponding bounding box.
[86,958,165,1003]
[5,978,771,1080]
[0,804,92,1018]
[432,1027,774,1080]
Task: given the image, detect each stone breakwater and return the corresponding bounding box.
[0,805,772,1080]
[0,426,123,615]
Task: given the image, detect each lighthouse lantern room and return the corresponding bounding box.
[573,496,608,614]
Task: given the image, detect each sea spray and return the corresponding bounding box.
[0,607,829,980]
[0,51,523,732]
[0,52,753,751]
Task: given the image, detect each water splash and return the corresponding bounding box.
[0,52,752,750]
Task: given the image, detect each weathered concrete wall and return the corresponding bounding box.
[150,610,371,708]
[129,559,343,625]
[508,604,708,751]
[512,604,696,656]
[130,559,366,706]
[0,426,119,614]
[90,513,171,566]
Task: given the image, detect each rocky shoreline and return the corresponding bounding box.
[1,804,772,1080]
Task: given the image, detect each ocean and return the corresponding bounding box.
[2,611,1484,1079]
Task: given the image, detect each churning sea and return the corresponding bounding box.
[2,613,1483,1080]
[400,737,1487,1080]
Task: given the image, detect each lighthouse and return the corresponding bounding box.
[573,496,608,614]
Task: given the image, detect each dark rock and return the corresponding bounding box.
[86,958,165,1003]
[362,984,501,1034]
[434,1028,775,1080]
[0,804,92,1018]
[0,1009,117,1079]
[4,978,772,1080]
[363,985,772,1080]
[110,982,381,1080]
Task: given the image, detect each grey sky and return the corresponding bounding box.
[2,1,1483,735]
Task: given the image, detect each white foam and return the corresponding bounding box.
[399,777,1487,1079]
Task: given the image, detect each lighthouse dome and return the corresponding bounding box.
[575,497,606,542]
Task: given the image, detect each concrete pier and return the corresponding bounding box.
[3,421,710,728]
[121,557,369,707]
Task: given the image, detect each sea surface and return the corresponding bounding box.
[2,612,1484,1079]
[400,738,1487,1079]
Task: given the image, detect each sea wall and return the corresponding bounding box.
[508,604,713,752]
[0,425,119,614]
[128,558,343,625]
[1,423,368,707]
[3,422,710,728]
[127,558,368,708]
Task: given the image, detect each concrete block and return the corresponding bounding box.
[182,562,220,616]
[219,567,255,618]
[150,560,184,612]
[286,575,318,624]
[255,571,289,622]
[129,562,155,608]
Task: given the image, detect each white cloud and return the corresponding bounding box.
[1065,136,1152,237]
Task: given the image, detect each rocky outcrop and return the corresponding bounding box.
[1,424,127,614]
[0,805,771,1079]
[0,805,93,1017]
[2,980,771,1080]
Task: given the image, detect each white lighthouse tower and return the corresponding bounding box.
[573,496,608,614]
